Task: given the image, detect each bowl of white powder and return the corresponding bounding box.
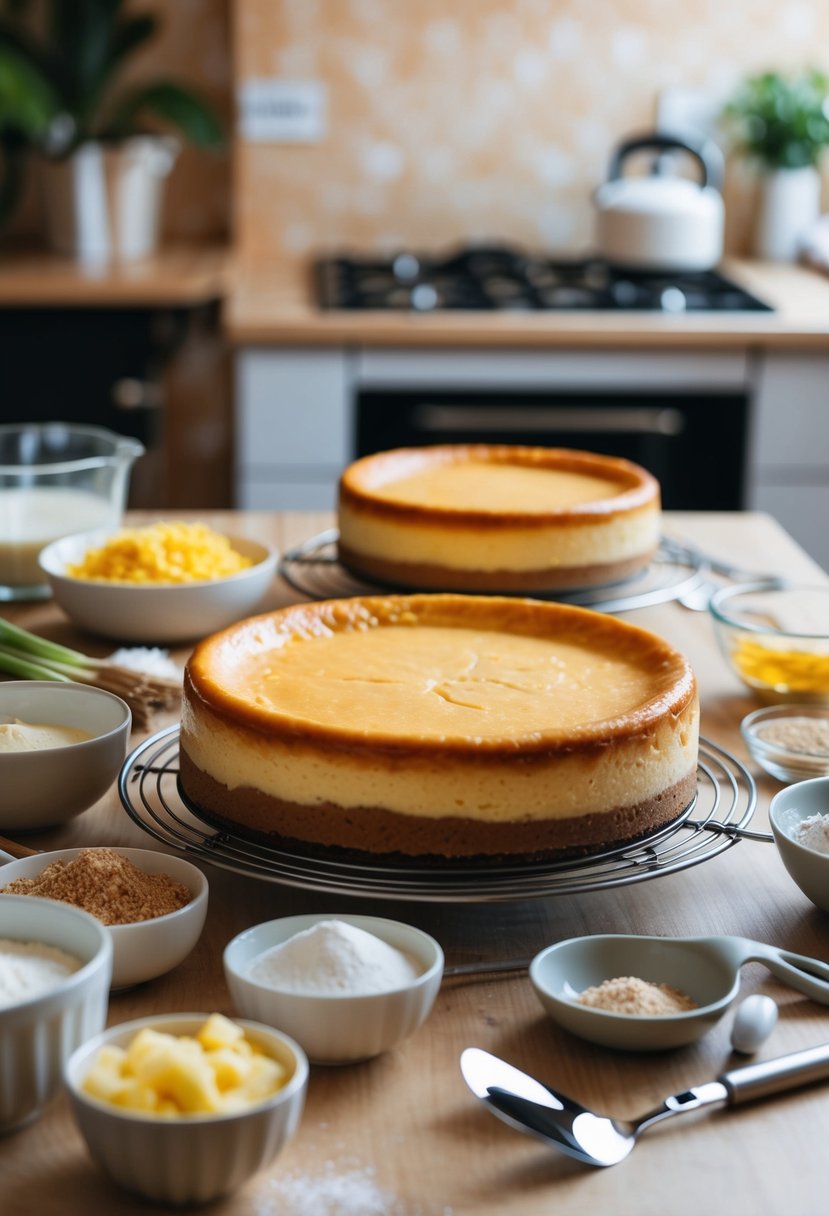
[0,893,111,1132]
[223,914,444,1064]
[770,776,829,912]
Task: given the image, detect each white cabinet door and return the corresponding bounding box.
[748,351,829,572]
[235,348,352,509]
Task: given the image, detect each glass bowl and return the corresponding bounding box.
[710,582,829,705]
[741,705,829,784]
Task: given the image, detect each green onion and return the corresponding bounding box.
[0,619,180,729]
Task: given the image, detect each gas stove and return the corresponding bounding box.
[315,246,773,313]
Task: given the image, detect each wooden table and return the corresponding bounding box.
[1,510,828,1216]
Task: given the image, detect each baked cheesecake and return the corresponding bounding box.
[337,444,661,593]
[179,593,699,860]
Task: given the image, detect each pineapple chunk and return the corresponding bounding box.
[197,1013,246,1052]
[81,1014,289,1117]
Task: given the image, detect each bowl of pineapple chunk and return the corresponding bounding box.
[63,1012,308,1205]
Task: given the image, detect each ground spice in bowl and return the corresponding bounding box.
[577,975,698,1015]
[0,848,191,925]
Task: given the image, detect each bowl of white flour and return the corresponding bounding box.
[223,913,444,1064]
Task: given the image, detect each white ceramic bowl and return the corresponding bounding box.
[530,934,740,1051]
[0,893,112,1132]
[0,847,208,989]
[770,776,829,912]
[38,528,277,643]
[64,1013,308,1205]
[223,913,444,1064]
[0,681,131,831]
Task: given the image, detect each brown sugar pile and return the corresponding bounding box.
[1,848,191,925]
[577,975,698,1016]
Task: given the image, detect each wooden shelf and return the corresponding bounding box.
[0,243,230,308]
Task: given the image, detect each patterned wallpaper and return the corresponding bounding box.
[233,0,829,261]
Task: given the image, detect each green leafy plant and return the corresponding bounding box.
[721,69,829,170]
[0,0,224,225]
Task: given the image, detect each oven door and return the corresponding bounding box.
[354,351,751,510]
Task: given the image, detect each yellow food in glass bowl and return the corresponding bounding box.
[67,522,253,585]
[730,636,829,699]
[81,1013,288,1116]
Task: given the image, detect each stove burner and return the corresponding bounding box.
[315,246,774,313]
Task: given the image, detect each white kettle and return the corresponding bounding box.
[594,133,725,273]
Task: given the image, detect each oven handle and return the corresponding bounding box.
[412,405,685,436]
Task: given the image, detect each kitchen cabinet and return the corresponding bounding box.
[747,352,829,568]
[0,245,231,510]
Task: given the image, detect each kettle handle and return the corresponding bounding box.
[606,132,723,191]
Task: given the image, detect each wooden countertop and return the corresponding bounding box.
[0,244,230,308]
[2,245,828,351]
[224,257,829,349]
[1,509,829,1216]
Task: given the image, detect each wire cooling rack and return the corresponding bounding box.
[118,729,762,904]
[277,530,707,613]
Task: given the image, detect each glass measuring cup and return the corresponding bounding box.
[0,422,144,601]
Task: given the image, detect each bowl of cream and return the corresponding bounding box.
[223,914,444,1064]
[0,681,131,830]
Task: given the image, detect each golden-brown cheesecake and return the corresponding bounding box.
[179,594,699,860]
[337,444,661,593]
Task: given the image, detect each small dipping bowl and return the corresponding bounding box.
[39,528,277,644]
[770,776,829,913]
[64,1013,308,1205]
[0,847,209,989]
[530,935,742,1051]
[224,913,444,1064]
[742,704,829,784]
[0,681,131,831]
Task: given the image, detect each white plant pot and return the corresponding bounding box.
[754,165,822,262]
[38,136,179,265]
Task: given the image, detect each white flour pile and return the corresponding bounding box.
[0,939,81,1008]
[245,919,421,995]
[790,812,829,854]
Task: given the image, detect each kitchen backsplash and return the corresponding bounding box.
[233,0,829,261]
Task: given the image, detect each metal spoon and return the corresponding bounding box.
[460,1045,829,1167]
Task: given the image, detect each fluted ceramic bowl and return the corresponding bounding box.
[0,894,111,1132]
[64,1013,308,1205]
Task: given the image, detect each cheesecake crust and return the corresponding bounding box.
[178,752,697,860]
[337,541,658,593]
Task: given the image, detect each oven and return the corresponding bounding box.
[352,348,751,511]
[311,246,771,512]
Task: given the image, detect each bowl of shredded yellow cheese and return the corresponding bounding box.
[39,522,277,643]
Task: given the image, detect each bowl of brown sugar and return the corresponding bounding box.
[0,847,208,989]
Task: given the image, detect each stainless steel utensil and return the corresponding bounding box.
[460,1045,829,1166]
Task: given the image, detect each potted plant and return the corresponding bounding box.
[0,0,224,261]
[721,69,829,261]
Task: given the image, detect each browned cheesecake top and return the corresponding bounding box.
[338,445,660,529]
[186,594,696,758]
